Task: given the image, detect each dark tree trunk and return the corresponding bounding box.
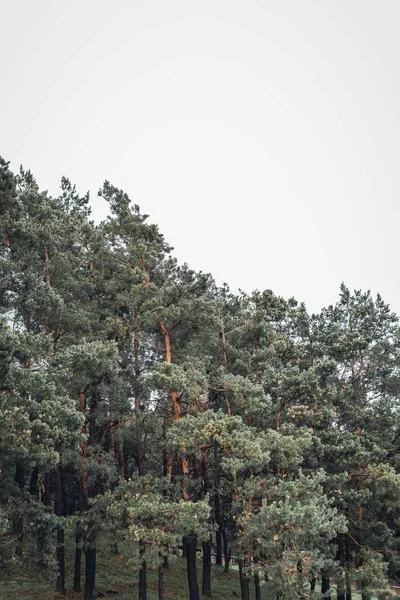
[158,564,164,600]
[321,573,331,600]
[84,541,96,600]
[215,492,223,566]
[139,539,147,600]
[222,528,231,573]
[73,521,82,592]
[56,526,66,595]
[29,466,39,497]
[345,536,352,600]
[238,559,250,600]
[254,572,261,600]
[184,534,200,600]
[163,551,169,570]
[14,463,25,557]
[337,535,346,600]
[202,540,212,597]
[41,471,52,506]
[310,574,316,592]
[215,528,222,566]
[54,465,65,595]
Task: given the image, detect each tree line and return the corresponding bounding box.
[1,156,400,600]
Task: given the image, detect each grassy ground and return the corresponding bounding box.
[0,551,246,600]
[0,539,379,600]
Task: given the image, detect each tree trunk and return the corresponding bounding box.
[202,540,212,597]
[345,536,352,600]
[73,521,82,592]
[310,574,316,592]
[254,572,261,600]
[54,466,66,595]
[84,540,96,600]
[337,535,346,600]
[238,559,250,600]
[321,573,331,600]
[158,564,164,600]
[215,528,222,566]
[184,534,200,600]
[56,526,66,595]
[222,528,231,573]
[14,463,25,556]
[29,466,39,497]
[139,539,147,600]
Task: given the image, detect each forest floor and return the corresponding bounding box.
[0,537,381,600]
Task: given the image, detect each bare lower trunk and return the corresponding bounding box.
[84,540,96,600]
[184,534,200,600]
[321,573,331,600]
[215,528,222,565]
[56,526,66,595]
[138,539,147,600]
[158,564,164,600]
[202,540,212,597]
[73,521,82,592]
[54,465,65,595]
[14,463,25,557]
[254,572,261,600]
[238,558,250,600]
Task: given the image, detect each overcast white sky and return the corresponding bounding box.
[1,1,399,314]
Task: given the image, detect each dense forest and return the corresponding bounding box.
[1,156,400,600]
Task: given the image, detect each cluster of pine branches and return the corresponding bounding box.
[1,156,400,600]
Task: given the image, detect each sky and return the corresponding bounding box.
[1,0,400,315]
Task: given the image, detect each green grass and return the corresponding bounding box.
[0,554,244,600]
[0,537,382,600]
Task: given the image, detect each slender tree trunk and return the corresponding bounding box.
[215,529,222,566]
[321,573,331,600]
[215,491,222,565]
[139,539,147,600]
[345,536,352,600]
[337,535,346,600]
[184,534,200,600]
[42,472,52,506]
[84,538,96,600]
[310,574,316,592]
[158,564,164,600]
[73,521,82,592]
[202,540,212,597]
[238,558,250,600]
[346,582,352,600]
[54,465,66,595]
[223,529,231,573]
[29,466,39,497]
[254,571,261,600]
[118,437,125,477]
[14,463,25,557]
[56,526,66,595]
